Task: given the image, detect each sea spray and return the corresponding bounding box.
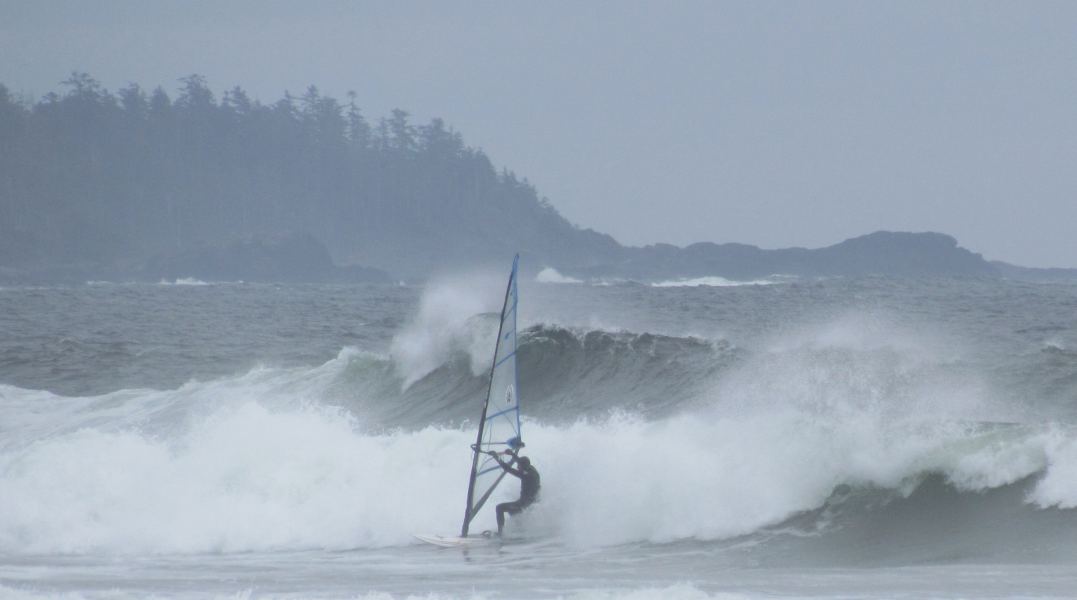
[389,274,505,388]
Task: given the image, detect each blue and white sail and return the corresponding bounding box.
[461,254,523,537]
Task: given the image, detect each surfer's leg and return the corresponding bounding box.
[496,502,508,535]
[496,501,522,535]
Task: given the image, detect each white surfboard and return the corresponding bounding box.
[413,532,497,548]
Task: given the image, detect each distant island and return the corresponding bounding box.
[1,73,1073,284]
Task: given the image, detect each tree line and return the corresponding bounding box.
[0,73,618,277]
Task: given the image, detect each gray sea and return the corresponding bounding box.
[3,272,1077,598]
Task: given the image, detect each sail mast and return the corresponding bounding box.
[461,254,520,537]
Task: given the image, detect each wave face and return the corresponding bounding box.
[2,277,1077,562]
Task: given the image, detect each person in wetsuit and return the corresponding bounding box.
[486,450,540,536]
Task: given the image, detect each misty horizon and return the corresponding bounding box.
[3,71,1067,288]
[2,70,1071,274]
[3,1,1077,267]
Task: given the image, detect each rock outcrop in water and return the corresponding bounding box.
[570,231,1077,282]
[579,231,1001,281]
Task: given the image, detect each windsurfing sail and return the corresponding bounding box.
[461,254,523,537]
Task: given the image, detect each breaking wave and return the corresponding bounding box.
[535,267,583,284]
[4,301,1077,559]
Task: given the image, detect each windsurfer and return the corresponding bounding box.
[486,450,541,536]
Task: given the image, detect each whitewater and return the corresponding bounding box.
[2,274,1077,598]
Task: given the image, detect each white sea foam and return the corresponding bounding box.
[535,267,583,284]
[651,276,781,288]
[1027,430,1077,509]
[0,583,764,600]
[0,369,1071,556]
[157,277,211,286]
[0,399,471,554]
[567,585,752,600]
[1043,337,1067,351]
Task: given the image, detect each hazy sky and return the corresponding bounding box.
[3,0,1076,267]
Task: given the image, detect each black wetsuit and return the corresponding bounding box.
[493,455,540,535]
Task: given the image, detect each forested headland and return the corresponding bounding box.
[0,73,619,282]
[1,73,1068,283]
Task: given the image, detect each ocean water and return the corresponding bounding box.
[2,273,1077,598]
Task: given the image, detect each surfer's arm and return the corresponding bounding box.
[487,451,524,477]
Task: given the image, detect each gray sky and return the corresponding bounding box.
[3,0,1076,267]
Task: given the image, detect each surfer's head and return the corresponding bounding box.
[517,456,531,469]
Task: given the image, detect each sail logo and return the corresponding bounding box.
[506,384,515,404]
